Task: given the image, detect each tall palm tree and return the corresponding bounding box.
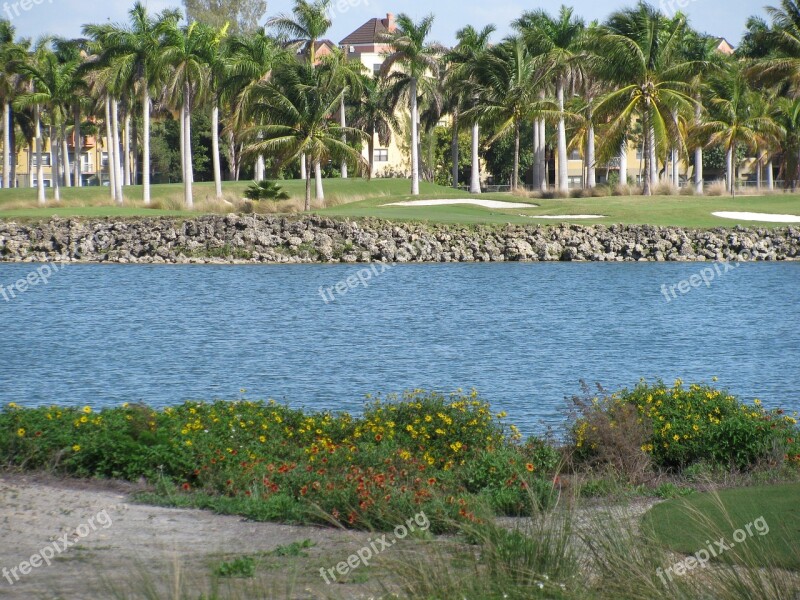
[467,36,555,191]
[447,24,495,194]
[160,20,215,209]
[697,65,784,197]
[774,95,800,188]
[0,20,27,189]
[587,4,701,196]
[83,3,180,205]
[351,74,398,177]
[515,6,586,192]
[16,42,76,203]
[242,60,367,209]
[204,23,229,200]
[381,13,443,195]
[223,31,284,182]
[268,0,332,189]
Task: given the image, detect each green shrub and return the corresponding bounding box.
[243,180,290,201]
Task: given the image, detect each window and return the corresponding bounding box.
[636,147,643,160]
[31,154,51,166]
[373,63,383,77]
[32,179,51,188]
[569,149,581,161]
[101,152,109,167]
[374,149,389,163]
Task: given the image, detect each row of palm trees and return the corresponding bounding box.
[1,0,800,208]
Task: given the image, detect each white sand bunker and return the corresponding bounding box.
[713,211,800,223]
[384,199,537,209]
[519,214,606,220]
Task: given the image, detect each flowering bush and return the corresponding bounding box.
[572,381,799,470]
[0,391,553,531]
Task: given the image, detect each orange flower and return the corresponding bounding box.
[525,463,535,472]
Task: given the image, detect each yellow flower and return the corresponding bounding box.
[16,428,25,437]
[693,425,699,432]
[185,440,192,446]
[673,434,680,441]
[72,445,81,452]
[80,416,88,423]
[259,435,266,443]
[8,402,18,409]
[82,406,92,414]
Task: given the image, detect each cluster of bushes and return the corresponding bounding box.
[1,383,797,531]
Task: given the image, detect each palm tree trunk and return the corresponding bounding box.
[143,85,151,204]
[539,119,547,192]
[726,145,734,196]
[314,161,324,200]
[183,90,194,209]
[756,151,762,192]
[50,125,60,202]
[35,105,44,204]
[587,118,596,189]
[410,77,420,195]
[179,98,185,186]
[643,112,652,196]
[470,121,481,194]
[512,118,520,191]
[451,106,459,189]
[368,128,375,177]
[61,123,71,188]
[132,117,138,185]
[619,139,628,188]
[2,102,9,188]
[694,103,702,195]
[111,97,123,204]
[8,114,15,187]
[648,123,657,189]
[73,105,81,187]
[211,102,223,199]
[340,95,348,179]
[671,148,678,188]
[255,155,264,181]
[304,154,311,211]
[300,154,306,180]
[123,112,131,186]
[532,122,540,190]
[557,78,568,192]
[767,158,774,191]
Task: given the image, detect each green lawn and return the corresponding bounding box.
[1,178,799,228]
[642,483,800,570]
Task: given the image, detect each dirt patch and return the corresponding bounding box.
[0,474,397,599]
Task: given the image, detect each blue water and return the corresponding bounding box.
[0,262,798,433]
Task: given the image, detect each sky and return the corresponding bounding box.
[2,0,769,48]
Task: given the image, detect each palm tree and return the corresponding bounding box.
[160,20,215,209]
[697,66,784,197]
[319,47,365,179]
[447,24,495,194]
[467,37,555,191]
[774,95,800,188]
[223,31,284,182]
[0,20,27,189]
[204,23,230,200]
[242,60,367,209]
[586,4,701,196]
[83,3,180,205]
[268,0,332,189]
[515,6,586,192]
[16,42,77,203]
[351,74,398,177]
[381,14,443,196]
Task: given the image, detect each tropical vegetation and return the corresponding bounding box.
[0,0,799,206]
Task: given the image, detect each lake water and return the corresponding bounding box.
[1,262,798,434]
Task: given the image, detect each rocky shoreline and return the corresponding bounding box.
[0,215,798,263]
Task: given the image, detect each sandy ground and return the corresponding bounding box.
[383,199,537,209]
[0,474,397,600]
[517,214,606,220]
[712,211,800,223]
